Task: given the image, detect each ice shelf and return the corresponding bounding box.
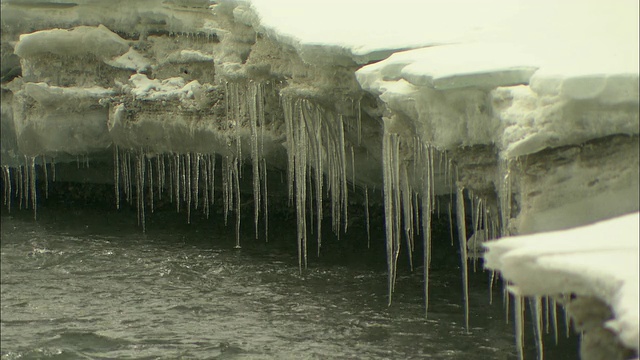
[1,0,638,358]
[485,212,640,359]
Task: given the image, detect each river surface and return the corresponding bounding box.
[1,206,576,359]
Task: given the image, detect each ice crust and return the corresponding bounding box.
[484,212,640,353]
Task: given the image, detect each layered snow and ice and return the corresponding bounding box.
[1,0,638,358]
[485,212,640,357]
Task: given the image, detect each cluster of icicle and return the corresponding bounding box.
[282,95,354,271]
[113,80,271,250]
[379,123,571,359]
[2,157,40,219]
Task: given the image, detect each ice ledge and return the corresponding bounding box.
[484,212,640,354]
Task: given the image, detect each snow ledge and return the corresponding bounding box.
[484,212,640,355]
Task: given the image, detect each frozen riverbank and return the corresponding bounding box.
[1,0,638,358]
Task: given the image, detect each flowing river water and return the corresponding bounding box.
[1,197,578,359]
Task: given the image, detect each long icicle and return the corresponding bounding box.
[456,182,470,333]
[29,157,37,220]
[382,131,395,305]
[421,143,433,318]
[233,157,241,249]
[262,158,269,242]
[551,297,559,345]
[531,296,545,360]
[515,295,525,360]
[114,146,120,209]
[365,185,370,249]
[42,155,48,199]
[2,166,11,211]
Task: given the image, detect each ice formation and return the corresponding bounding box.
[485,213,640,359]
[1,0,638,358]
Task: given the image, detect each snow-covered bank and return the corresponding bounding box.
[485,212,639,359]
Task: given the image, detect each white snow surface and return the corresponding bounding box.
[243,0,523,64]
[484,212,640,353]
[347,0,639,153]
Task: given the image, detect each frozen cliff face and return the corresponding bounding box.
[1,0,638,358]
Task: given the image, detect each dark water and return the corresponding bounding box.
[1,205,575,359]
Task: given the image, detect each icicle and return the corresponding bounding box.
[456,183,470,333]
[181,154,187,207]
[308,166,314,238]
[193,153,200,211]
[51,157,56,182]
[413,191,420,237]
[136,150,146,232]
[391,135,401,290]
[23,156,29,210]
[364,185,370,248]
[262,158,269,242]
[504,279,511,324]
[249,82,261,240]
[148,157,154,213]
[551,298,559,345]
[544,296,550,334]
[202,155,210,218]
[233,157,241,249]
[168,155,174,204]
[515,295,525,360]
[563,303,571,338]
[222,156,230,225]
[314,129,323,256]
[155,155,161,202]
[295,101,308,271]
[42,155,48,199]
[186,153,192,224]
[127,151,133,204]
[421,143,433,318]
[472,197,484,272]
[338,115,348,234]
[175,154,181,213]
[3,166,11,211]
[500,159,513,237]
[382,131,402,305]
[283,96,295,205]
[530,296,544,360]
[121,150,128,204]
[350,146,356,192]
[29,157,37,220]
[448,200,454,246]
[114,146,120,209]
[401,166,414,271]
[489,270,496,304]
[16,165,22,210]
[356,98,362,146]
[212,155,217,205]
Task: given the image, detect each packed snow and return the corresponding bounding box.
[484,212,640,355]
